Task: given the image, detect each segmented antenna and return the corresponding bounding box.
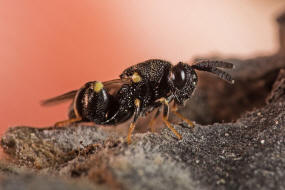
[191,60,235,84]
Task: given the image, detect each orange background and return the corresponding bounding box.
[0,1,284,136]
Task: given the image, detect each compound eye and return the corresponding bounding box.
[170,67,186,89]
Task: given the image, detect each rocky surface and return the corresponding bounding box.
[1,10,285,190]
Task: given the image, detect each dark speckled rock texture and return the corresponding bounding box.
[2,11,285,190]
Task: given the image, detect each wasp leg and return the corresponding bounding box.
[126,99,141,144]
[55,97,82,127]
[171,103,194,128]
[148,108,161,132]
[54,117,82,127]
[159,98,182,140]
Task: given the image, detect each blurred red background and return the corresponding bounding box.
[0,1,284,136]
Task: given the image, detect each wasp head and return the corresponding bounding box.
[168,62,198,105]
[168,59,235,105]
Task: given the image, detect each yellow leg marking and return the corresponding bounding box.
[172,110,194,128]
[135,98,140,107]
[162,116,182,140]
[171,103,194,128]
[126,98,141,144]
[158,97,168,105]
[54,117,82,127]
[127,122,136,144]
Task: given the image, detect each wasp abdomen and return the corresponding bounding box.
[75,81,119,124]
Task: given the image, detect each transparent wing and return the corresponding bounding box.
[41,78,131,106]
[41,90,78,106]
[103,78,131,95]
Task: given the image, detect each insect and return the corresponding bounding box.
[42,59,234,143]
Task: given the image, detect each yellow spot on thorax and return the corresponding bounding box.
[94,81,104,93]
[132,72,142,83]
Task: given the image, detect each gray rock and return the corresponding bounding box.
[0,173,99,190]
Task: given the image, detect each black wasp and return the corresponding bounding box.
[42,59,234,143]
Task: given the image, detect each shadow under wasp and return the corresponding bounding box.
[42,59,234,143]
